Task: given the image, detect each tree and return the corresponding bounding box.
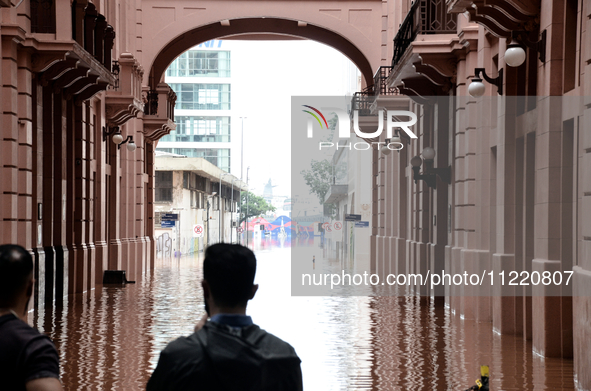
[300,159,333,204]
[300,159,338,218]
[238,191,276,224]
[299,114,339,217]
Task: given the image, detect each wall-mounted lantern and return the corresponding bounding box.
[118,136,137,151]
[469,68,503,97]
[103,126,123,144]
[380,130,404,155]
[410,147,451,189]
[505,30,546,67]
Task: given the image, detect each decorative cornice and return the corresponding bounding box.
[105,95,144,126]
[447,0,539,38]
[142,118,176,142]
[27,39,116,102]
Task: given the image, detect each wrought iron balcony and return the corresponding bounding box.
[350,86,375,118]
[373,66,400,96]
[392,0,457,66]
[142,84,178,142]
[106,53,144,127]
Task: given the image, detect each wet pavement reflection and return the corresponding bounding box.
[30,240,574,390]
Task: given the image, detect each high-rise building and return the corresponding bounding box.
[157,40,233,173]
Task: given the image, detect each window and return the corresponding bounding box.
[155,171,173,202]
[198,89,219,105]
[169,116,230,142]
[191,190,198,208]
[170,84,231,110]
[31,0,56,33]
[166,50,231,78]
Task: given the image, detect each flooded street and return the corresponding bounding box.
[30,242,574,390]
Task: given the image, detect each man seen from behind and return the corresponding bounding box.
[147,243,303,391]
[0,244,63,391]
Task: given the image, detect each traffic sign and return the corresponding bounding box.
[161,220,175,228]
[238,227,244,233]
[345,214,361,221]
[333,221,343,230]
[193,224,203,237]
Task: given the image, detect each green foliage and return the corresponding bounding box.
[299,113,339,218]
[300,159,332,204]
[238,191,276,224]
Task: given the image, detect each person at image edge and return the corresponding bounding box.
[0,244,64,391]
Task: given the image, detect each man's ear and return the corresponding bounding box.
[249,284,259,300]
[201,280,210,299]
[26,278,34,298]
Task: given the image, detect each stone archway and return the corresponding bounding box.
[139,1,385,87]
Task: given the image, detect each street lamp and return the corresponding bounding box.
[117,135,137,151]
[410,147,452,189]
[240,117,247,181]
[103,126,124,143]
[219,172,231,243]
[505,44,527,67]
[230,177,237,244]
[468,68,503,97]
[504,30,546,67]
[380,130,403,156]
[246,166,250,247]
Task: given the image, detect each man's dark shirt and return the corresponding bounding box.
[0,312,60,391]
[147,317,303,391]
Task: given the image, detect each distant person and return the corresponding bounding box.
[0,244,63,391]
[147,243,303,391]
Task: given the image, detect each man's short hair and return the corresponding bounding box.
[203,243,256,308]
[0,244,33,307]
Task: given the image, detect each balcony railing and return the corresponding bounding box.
[351,86,375,117]
[373,66,400,96]
[392,0,457,66]
[142,84,178,141]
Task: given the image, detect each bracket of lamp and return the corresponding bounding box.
[474,68,503,95]
[380,130,405,155]
[510,29,546,63]
[118,135,137,151]
[103,126,122,142]
[410,155,452,189]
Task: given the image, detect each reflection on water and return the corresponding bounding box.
[29,241,574,390]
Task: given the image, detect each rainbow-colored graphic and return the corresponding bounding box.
[302,105,328,129]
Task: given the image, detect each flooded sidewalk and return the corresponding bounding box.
[30,246,574,390]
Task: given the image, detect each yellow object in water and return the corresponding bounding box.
[481,365,489,378]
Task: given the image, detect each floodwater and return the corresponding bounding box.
[30,241,574,390]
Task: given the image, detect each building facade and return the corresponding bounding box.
[157,41,234,174]
[154,156,245,255]
[359,0,591,388]
[0,0,589,388]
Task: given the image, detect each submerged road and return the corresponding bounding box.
[30,240,574,390]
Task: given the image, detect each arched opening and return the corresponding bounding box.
[148,17,374,88]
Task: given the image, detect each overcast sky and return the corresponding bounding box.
[225,39,360,198]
